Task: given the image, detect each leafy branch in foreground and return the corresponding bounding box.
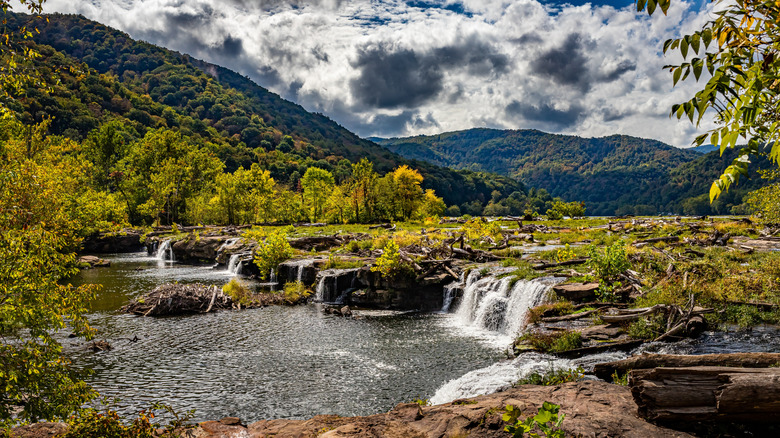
[639,0,780,201]
[503,402,565,438]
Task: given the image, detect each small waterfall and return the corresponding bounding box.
[451,270,554,336]
[227,254,243,275]
[269,268,277,284]
[441,272,466,313]
[313,268,361,304]
[156,239,174,262]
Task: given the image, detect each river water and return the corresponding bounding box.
[67,252,507,422]
[68,252,780,423]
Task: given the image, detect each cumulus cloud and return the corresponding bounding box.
[45,0,715,145]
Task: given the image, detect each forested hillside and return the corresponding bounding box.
[377,129,766,215]
[5,12,525,213]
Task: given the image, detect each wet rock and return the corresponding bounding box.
[172,236,229,263]
[553,282,600,302]
[340,306,353,317]
[219,417,242,426]
[87,339,112,352]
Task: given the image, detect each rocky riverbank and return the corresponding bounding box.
[12,381,691,438]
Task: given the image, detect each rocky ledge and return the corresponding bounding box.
[192,381,688,438]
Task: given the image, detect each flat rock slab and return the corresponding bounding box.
[553,282,600,301]
[192,381,691,438]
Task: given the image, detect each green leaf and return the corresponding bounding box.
[647,0,657,15]
[702,28,712,47]
[690,34,700,54]
[692,58,703,81]
[673,67,682,86]
[659,0,670,14]
[681,37,689,59]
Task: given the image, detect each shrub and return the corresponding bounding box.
[515,367,584,386]
[517,330,582,353]
[252,228,294,280]
[371,240,403,278]
[503,402,565,438]
[223,278,252,305]
[62,403,194,438]
[283,281,310,304]
[588,240,630,284]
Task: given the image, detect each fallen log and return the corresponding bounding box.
[540,309,598,323]
[532,258,588,270]
[368,223,394,230]
[551,339,643,359]
[629,367,780,422]
[632,236,680,246]
[593,352,780,381]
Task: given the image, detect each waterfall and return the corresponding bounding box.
[444,269,557,336]
[313,268,361,304]
[227,254,243,275]
[156,239,174,262]
[441,272,466,313]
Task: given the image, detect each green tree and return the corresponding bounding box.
[0,115,98,427]
[392,165,424,220]
[300,167,335,222]
[251,228,294,280]
[348,158,378,222]
[639,0,780,201]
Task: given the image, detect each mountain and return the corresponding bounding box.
[376,129,765,215]
[6,12,524,209]
[688,145,719,154]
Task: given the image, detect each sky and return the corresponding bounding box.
[43,0,716,147]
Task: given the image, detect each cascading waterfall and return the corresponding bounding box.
[449,270,551,336]
[156,240,174,262]
[227,254,243,275]
[313,268,360,304]
[430,270,592,405]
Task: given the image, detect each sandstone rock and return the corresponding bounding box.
[11,422,68,438]
[553,282,600,302]
[191,381,692,438]
[579,324,624,341]
[78,255,110,268]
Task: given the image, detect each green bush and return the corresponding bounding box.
[283,281,311,304]
[252,228,294,280]
[223,278,252,305]
[503,402,565,438]
[517,330,582,353]
[515,367,584,386]
[588,240,630,284]
[62,403,194,438]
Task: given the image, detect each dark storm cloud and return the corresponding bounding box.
[219,35,244,57]
[350,36,510,109]
[530,33,591,91]
[506,100,583,129]
[530,33,636,92]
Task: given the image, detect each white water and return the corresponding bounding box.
[155,240,174,262]
[432,269,593,404]
[429,351,627,405]
[227,254,244,275]
[452,271,552,336]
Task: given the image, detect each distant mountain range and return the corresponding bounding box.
[376,129,766,215]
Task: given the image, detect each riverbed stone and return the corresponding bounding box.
[81,228,143,253]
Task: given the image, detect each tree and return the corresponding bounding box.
[0,0,47,108]
[392,165,424,220]
[300,167,334,222]
[348,158,378,222]
[0,115,98,427]
[639,0,780,201]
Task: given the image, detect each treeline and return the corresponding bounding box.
[6,12,526,213]
[377,128,764,216]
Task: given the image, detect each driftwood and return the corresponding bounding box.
[593,352,780,380]
[629,366,780,422]
[532,258,588,270]
[121,283,232,316]
[551,339,643,359]
[632,236,680,246]
[293,222,327,227]
[539,309,598,323]
[368,223,395,230]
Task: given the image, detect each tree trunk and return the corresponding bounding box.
[629,366,780,422]
[593,352,780,380]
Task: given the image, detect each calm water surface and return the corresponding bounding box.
[67,253,505,422]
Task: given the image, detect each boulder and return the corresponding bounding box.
[553,282,600,302]
[77,255,110,268]
[81,228,143,253]
[171,236,228,263]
